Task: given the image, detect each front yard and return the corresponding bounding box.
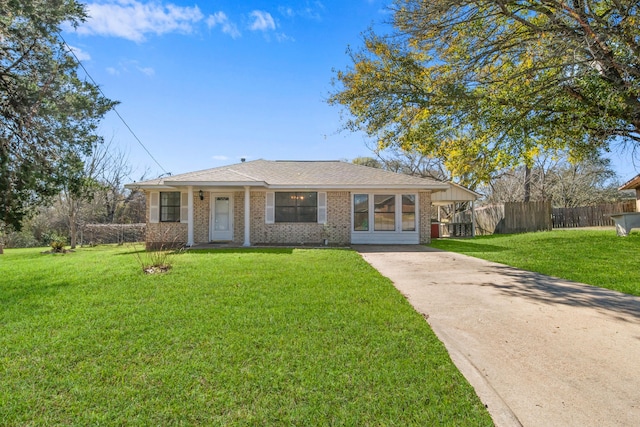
[431,229,640,296]
[0,245,491,425]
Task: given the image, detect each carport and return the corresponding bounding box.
[430,182,481,238]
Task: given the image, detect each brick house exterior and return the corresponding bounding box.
[128,160,471,248]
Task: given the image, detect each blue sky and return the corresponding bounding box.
[63,0,390,179]
[63,0,638,182]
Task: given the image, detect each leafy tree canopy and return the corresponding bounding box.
[329,0,640,185]
[0,0,116,231]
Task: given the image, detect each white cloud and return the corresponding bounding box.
[68,45,91,61]
[137,66,155,76]
[249,10,276,31]
[106,60,154,77]
[279,7,294,18]
[275,32,294,42]
[278,2,324,21]
[206,11,240,38]
[76,0,204,42]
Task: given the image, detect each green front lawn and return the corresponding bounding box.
[0,245,492,426]
[431,229,640,296]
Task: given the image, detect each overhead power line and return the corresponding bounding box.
[58,32,169,176]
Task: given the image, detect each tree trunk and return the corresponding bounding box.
[523,165,531,202]
[69,200,77,249]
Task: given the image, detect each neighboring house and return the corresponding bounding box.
[620,174,640,212]
[125,159,477,248]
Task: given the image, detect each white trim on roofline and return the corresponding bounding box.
[126,183,450,191]
[125,181,269,190]
[124,184,179,190]
[163,181,268,187]
[264,184,449,191]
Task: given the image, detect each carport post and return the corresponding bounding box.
[471,200,476,237]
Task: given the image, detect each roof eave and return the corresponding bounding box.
[266,184,450,191]
[126,181,451,191]
[619,174,640,190]
[163,180,268,187]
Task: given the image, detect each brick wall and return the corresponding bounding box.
[419,191,432,244]
[326,191,351,244]
[249,191,351,245]
[233,191,245,245]
[145,192,187,249]
[193,190,209,243]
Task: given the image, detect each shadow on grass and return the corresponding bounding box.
[187,247,295,255]
[430,239,507,253]
[117,246,354,256]
[0,279,71,308]
[481,265,640,323]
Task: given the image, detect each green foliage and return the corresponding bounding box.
[0,0,117,231]
[0,245,492,425]
[330,0,640,185]
[130,243,180,273]
[431,230,640,296]
[351,156,383,168]
[49,237,67,253]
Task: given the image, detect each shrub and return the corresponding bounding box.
[130,243,181,274]
[50,236,67,253]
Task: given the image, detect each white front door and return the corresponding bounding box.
[210,194,233,241]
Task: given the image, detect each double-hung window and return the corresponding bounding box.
[160,192,181,222]
[275,192,318,223]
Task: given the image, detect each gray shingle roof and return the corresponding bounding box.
[127,159,450,190]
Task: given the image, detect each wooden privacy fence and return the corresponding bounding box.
[474,201,552,235]
[473,201,637,235]
[552,201,636,228]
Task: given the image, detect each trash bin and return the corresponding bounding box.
[431,222,440,238]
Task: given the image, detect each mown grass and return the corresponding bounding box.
[0,245,492,426]
[431,229,640,296]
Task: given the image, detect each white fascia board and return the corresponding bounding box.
[265,184,450,191]
[124,183,176,190]
[162,181,268,187]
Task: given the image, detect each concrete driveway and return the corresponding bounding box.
[354,245,640,427]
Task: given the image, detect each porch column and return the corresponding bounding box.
[243,186,251,246]
[187,185,194,246]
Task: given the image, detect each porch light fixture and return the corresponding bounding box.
[199,190,204,201]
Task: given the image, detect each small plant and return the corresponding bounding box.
[130,242,182,274]
[50,237,68,253]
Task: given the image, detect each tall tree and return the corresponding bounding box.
[329,0,640,183]
[484,151,620,207]
[0,0,116,236]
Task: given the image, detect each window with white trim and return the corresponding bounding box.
[160,192,181,222]
[353,193,417,232]
[353,194,369,231]
[402,195,416,231]
[374,195,395,231]
[275,192,317,223]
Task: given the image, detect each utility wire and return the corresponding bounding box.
[58,32,169,176]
